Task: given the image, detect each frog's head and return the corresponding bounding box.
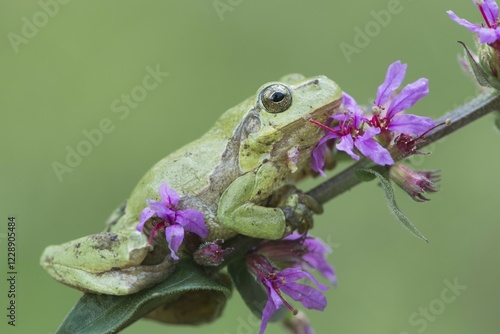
[238,75,342,172]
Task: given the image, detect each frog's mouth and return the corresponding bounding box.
[291,76,342,126]
[308,97,342,124]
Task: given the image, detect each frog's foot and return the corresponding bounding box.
[280,192,323,235]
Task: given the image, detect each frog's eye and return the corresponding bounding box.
[258,84,293,113]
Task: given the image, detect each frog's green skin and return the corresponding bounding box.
[40,74,342,295]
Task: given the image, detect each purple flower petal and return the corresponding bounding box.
[355,127,394,166]
[280,282,327,311]
[448,7,499,44]
[302,238,336,284]
[297,269,329,291]
[479,0,499,26]
[165,224,185,260]
[387,114,435,135]
[447,10,481,33]
[278,267,309,282]
[311,141,327,177]
[158,182,179,206]
[386,78,429,118]
[375,61,407,107]
[336,135,359,160]
[259,281,281,334]
[478,26,499,43]
[303,253,336,285]
[339,92,366,128]
[279,268,328,291]
[137,207,155,231]
[147,199,175,221]
[342,91,358,112]
[282,231,304,241]
[311,132,337,176]
[176,209,209,238]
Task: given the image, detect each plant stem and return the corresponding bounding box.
[217,91,500,269]
[307,91,500,205]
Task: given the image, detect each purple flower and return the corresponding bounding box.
[290,234,337,285]
[447,0,500,44]
[136,182,208,260]
[257,233,336,285]
[246,254,328,334]
[310,92,394,170]
[310,61,435,174]
[370,61,434,136]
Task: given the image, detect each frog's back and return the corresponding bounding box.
[126,134,230,217]
[122,98,255,239]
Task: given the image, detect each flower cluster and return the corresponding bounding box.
[448,0,500,45]
[311,61,435,176]
[136,182,208,260]
[246,233,335,334]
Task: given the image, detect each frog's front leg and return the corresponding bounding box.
[217,163,321,239]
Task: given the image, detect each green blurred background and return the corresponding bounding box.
[1,0,499,333]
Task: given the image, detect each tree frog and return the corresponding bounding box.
[40,74,342,295]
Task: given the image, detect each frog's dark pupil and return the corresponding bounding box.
[271,92,285,102]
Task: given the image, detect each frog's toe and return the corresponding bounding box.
[299,193,323,214]
[280,203,314,234]
[279,192,323,234]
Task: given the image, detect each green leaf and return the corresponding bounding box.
[357,168,429,243]
[56,260,231,334]
[458,41,495,88]
[355,168,377,182]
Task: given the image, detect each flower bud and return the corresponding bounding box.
[193,239,233,267]
[389,164,440,202]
